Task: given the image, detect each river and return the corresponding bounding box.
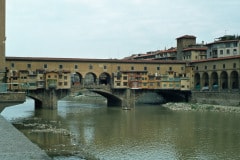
[1,99,240,160]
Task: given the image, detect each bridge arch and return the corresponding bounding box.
[26,95,42,109]
[84,72,97,86]
[230,71,239,89]
[202,72,209,87]
[194,73,200,90]
[220,71,228,90]
[90,89,122,107]
[99,72,111,85]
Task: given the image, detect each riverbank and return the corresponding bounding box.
[162,102,240,113]
[0,115,50,160]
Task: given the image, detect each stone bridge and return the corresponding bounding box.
[26,83,190,109]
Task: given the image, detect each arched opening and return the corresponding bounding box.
[99,72,111,85]
[202,72,209,86]
[84,72,97,86]
[211,72,218,90]
[194,73,200,90]
[71,72,83,86]
[230,71,239,90]
[201,72,209,91]
[220,71,228,90]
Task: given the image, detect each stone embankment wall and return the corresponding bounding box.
[190,91,240,106]
[0,92,25,102]
[0,92,26,112]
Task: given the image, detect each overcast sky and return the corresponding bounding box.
[6,0,240,59]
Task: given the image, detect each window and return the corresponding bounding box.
[44,64,48,69]
[11,63,15,68]
[205,66,207,70]
[144,66,147,71]
[64,82,68,86]
[196,66,198,70]
[233,63,236,68]
[27,64,31,68]
[59,75,62,79]
[117,66,121,71]
[233,49,237,54]
[213,65,216,69]
[131,66,134,70]
[226,49,230,54]
[59,65,63,69]
[233,42,238,47]
[220,50,223,55]
[123,76,128,80]
[64,76,67,80]
[223,64,225,69]
[74,65,78,69]
[123,82,128,86]
[89,65,93,70]
[104,65,107,69]
[169,67,172,71]
[157,66,160,71]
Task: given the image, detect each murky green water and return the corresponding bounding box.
[2,99,240,160]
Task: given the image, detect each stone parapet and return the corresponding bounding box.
[190,91,240,106]
[0,92,26,112]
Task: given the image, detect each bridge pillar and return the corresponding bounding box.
[33,89,58,109]
[29,89,69,110]
[122,88,135,109]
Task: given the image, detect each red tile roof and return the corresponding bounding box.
[6,56,186,64]
[176,35,196,39]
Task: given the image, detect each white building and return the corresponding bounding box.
[206,35,240,59]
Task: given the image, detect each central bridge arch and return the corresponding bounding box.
[90,89,122,107]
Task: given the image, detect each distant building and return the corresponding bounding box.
[206,35,240,59]
[0,0,6,92]
[126,48,177,60]
[182,45,207,61]
[176,35,197,60]
[126,35,208,61]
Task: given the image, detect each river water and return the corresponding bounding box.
[1,99,240,160]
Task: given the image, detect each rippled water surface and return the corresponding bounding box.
[2,99,240,160]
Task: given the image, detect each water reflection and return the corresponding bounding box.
[1,99,240,160]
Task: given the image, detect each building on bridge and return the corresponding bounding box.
[5,57,192,91]
[6,69,71,91]
[112,70,190,91]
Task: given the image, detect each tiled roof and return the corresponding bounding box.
[183,47,207,52]
[176,35,196,39]
[206,39,239,45]
[6,56,186,64]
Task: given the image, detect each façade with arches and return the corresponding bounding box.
[193,58,239,91]
[72,72,111,86]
